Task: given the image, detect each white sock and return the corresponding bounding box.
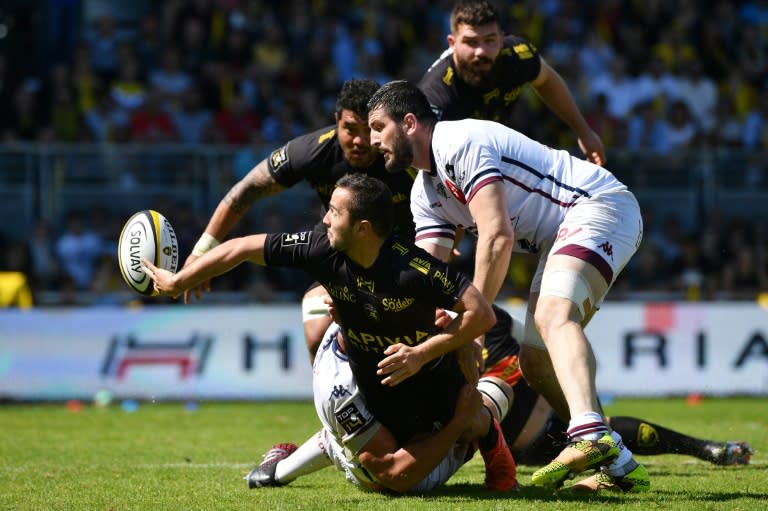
[606,430,635,476]
[567,411,609,441]
[274,431,332,483]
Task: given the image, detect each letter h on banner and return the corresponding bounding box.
[243,334,291,370]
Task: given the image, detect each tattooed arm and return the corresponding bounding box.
[202,159,287,242]
[182,158,286,300]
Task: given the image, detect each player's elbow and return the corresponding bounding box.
[489,232,515,257]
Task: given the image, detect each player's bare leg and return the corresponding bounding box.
[528,255,649,492]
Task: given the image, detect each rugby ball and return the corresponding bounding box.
[117,210,179,296]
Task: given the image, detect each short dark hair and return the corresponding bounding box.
[336,79,380,117]
[450,0,500,33]
[335,173,393,238]
[367,80,437,128]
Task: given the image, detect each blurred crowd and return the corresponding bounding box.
[0,0,766,305]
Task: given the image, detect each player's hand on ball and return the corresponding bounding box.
[142,259,181,299]
[377,344,426,386]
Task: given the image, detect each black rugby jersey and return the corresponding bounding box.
[263,230,471,442]
[418,35,541,125]
[266,125,416,238]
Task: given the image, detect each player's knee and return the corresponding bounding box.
[538,268,595,326]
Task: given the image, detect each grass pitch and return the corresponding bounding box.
[1,397,766,511]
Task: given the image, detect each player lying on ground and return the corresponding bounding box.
[247,309,753,492]
[246,322,516,493]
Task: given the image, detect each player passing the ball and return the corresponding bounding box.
[144,173,518,492]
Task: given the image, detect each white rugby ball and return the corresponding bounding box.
[117,210,179,296]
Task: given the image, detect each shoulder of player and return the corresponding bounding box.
[285,125,343,163]
[500,34,540,61]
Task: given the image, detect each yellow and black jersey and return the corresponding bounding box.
[418,35,541,126]
[263,230,471,442]
[266,125,416,239]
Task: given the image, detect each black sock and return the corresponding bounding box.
[609,416,716,459]
[479,407,498,451]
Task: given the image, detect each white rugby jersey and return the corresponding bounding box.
[313,324,382,488]
[412,119,627,254]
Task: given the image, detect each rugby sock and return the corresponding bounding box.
[608,416,713,458]
[274,431,332,483]
[567,411,609,441]
[606,430,634,476]
[478,407,498,451]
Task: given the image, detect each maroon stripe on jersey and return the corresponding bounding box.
[554,244,613,284]
[502,175,580,208]
[466,175,502,203]
[415,231,455,242]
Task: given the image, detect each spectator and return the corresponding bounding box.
[4,81,46,142]
[84,89,130,143]
[0,240,34,308]
[110,54,146,112]
[658,100,698,154]
[625,101,666,153]
[86,14,123,83]
[589,56,640,120]
[149,47,193,110]
[213,92,260,145]
[55,210,105,291]
[676,59,718,134]
[129,90,177,143]
[135,13,164,74]
[171,85,214,146]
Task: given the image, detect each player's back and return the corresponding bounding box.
[430,119,627,250]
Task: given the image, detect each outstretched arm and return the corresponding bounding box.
[530,57,606,166]
[184,159,286,300]
[144,234,268,300]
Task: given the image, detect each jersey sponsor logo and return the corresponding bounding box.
[281,232,311,246]
[503,89,521,105]
[442,66,454,86]
[512,43,534,59]
[330,385,351,399]
[382,296,415,312]
[435,181,448,199]
[346,328,430,353]
[318,128,336,144]
[483,88,500,105]
[326,284,357,303]
[432,269,457,295]
[599,241,614,260]
[356,276,375,294]
[364,303,380,322]
[444,179,467,203]
[392,242,409,256]
[408,257,431,275]
[270,147,288,169]
[335,403,366,435]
